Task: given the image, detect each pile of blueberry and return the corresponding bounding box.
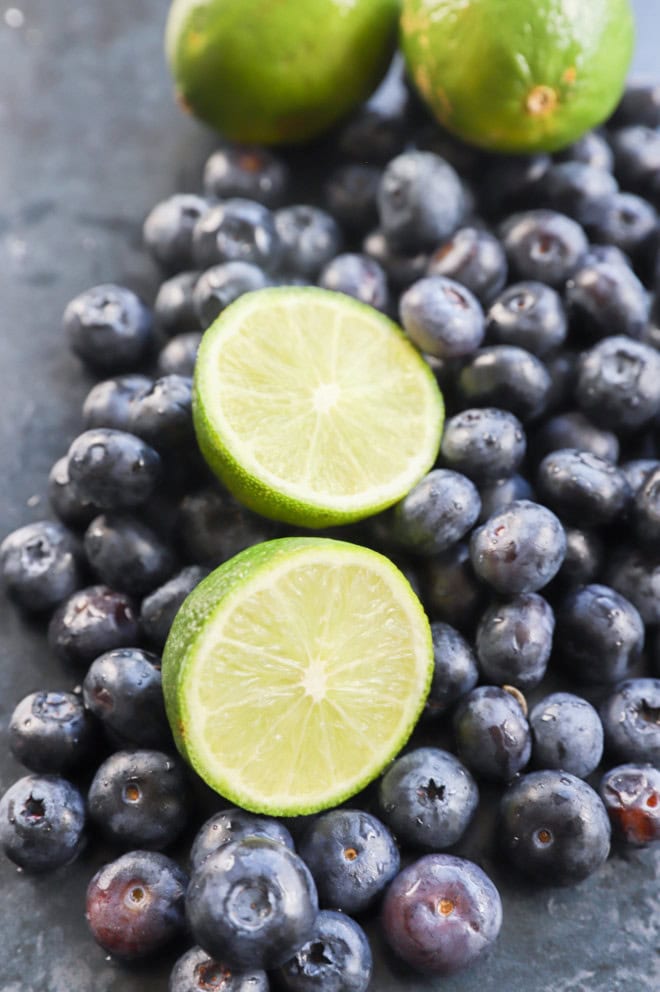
[2,62,660,989]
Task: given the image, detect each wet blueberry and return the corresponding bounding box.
[193,262,271,328]
[140,565,210,649]
[475,593,554,690]
[555,584,644,685]
[536,449,631,525]
[440,408,526,483]
[83,374,153,432]
[532,412,620,464]
[0,520,83,613]
[126,374,194,451]
[178,487,278,565]
[63,284,154,374]
[477,474,534,523]
[610,125,660,202]
[399,276,485,359]
[170,945,269,992]
[377,152,465,252]
[479,154,550,218]
[620,458,660,495]
[0,774,85,872]
[379,469,481,556]
[586,191,657,267]
[84,514,176,597]
[425,622,479,718]
[555,527,604,588]
[48,585,139,667]
[362,228,429,290]
[82,647,170,749]
[555,131,614,172]
[541,161,618,225]
[485,281,567,356]
[453,686,531,782]
[9,691,95,774]
[192,199,282,272]
[276,910,372,992]
[274,206,342,279]
[143,194,210,272]
[458,345,552,421]
[422,543,486,633]
[157,332,203,378]
[48,456,100,529]
[325,164,381,234]
[190,808,294,874]
[600,678,660,766]
[154,271,200,337]
[607,548,660,626]
[599,763,660,846]
[529,693,604,778]
[565,260,649,341]
[577,336,660,432]
[611,82,660,129]
[499,209,588,288]
[426,227,508,306]
[318,253,389,312]
[67,429,161,510]
[203,145,289,206]
[632,465,660,544]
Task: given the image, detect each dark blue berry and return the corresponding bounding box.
[555,584,644,685]
[154,271,200,337]
[126,374,194,451]
[377,152,465,252]
[381,854,502,975]
[203,146,289,206]
[556,527,604,587]
[532,412,620,463]
[477,474,534,522]
[276,910,372,992]
[170,946,269,992]
[400,276,485,358]
[193,262,271,328]
[190,808,294,874]
[83,374,153,432]
[64,284,154,374]
[453,686,531,782]
[440,408,526,483]
[67,429,161,510]
[48,585,139,667]
[620,458,660,495]
[9,691,95,774]
[499,770,610,884]
[0,774,85,872]
[298,809,399,915]
[178,487,277,565]
[486,281,567,356]
[380,469,481,556]
[318,253,389,312]
[541,161,618,225]
[84,514,176,597]
[500,210,588,287]
[88,750,189,850]
[476,593,554,690]
[82,647,170,748]
[48,456,100,528]
[338,107,406,166]
[157,332,202,378]
[325,165,380,234]
[607,548,660,626]
[565,260,649,341]
[186,837,318,971]
[599,763,660,846]
[362,228,429,290]
[600,678,660,766]
[422,543,486,633]
[275,206,342,279]
[632,465,660,544]
[577,336,660,432]
[555,131,614,172]
[611,125,660,201]
[426,622,478,718]
[458,345,552,421]
[586,191,657,267]
[143,194,210,272]
[611,82,660,128]
[544,348,579,412]
[530,693,603,778]
[86,850,187,959]
[0,520,83,613]
[192,199,282,272]
[536,449,631,525]
[140,565,210,649]
[426,227,508,306]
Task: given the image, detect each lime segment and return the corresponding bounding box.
[162,537,434,815]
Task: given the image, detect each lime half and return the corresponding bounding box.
[162,537,433,815]
[193,286,444,528]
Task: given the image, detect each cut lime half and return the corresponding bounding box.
[162,537,433,815]
[192,286,444,528]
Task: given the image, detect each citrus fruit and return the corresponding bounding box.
[192,286,444,528]
[165,0,400,144]
[161,537,434,815]
[401,0,635,153]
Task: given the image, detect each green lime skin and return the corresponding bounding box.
[401,0,635,153]
[166,0,400,144]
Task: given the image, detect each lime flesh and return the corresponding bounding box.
[162,537,434,815]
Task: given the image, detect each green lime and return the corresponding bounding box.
[162,537,433,814]
[401,0,634,153]
[165,0,400,144]
[192,286,444,528]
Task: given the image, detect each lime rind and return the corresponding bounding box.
[162,537,434,816]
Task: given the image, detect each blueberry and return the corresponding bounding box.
[611,82,660,128]
[325,165,380,234]
[577,336,660,432]
[122,374,195,453]
[440,408,526,483]
[476,593,554,691]
[0,520,83,613]
[599,763,660,846]
[500,210,588,287]
[203,146,289,206]
[48,584,139,667]
[86,850,188,959]
[274,206,342,279]
[536,449,631,526]
[143,194,210,272]
[186,837,318,971]
[154,271,200,337]
[0,774,85,872]
[529,693,604,778]
[607,547,660,626]
[63,284,154,374]
[453,686,531,782]
[193,262,271,328]
[178,487,278,565]
[499,770,610,884]
[380,469,481,556]
[276,910,372,992]
[190,808,294,873]
[555,584,644,685]
[582,243,633,269]
[399,276,484,358]
[541,162,618,225]
[338,106,407,166]
[555,527,604,588]
[9,691,95,774]
[425,622,478,718]
[565,260,649,341]
[82,647,170,749]
[611,125,660,201]
[140,565,210,649]
[458,345,552,421]
[318,253,389,312]
[83,374,153,432]
[379,748,478,851]
[555,131,614,172]
[84,514,176,597]
[469,500,566,595]
[192,199,282,272]
[88,750,189,850]
[170,945,269,992]
[477,474,534,523]
[486,281,567,356]
[544,348,579,412]
[377,152,465,252]
[381,854,502,975]
[298,809,399,915]
[479,154,550,218]
[67,429,161,510]
[426,227,508,306]
[362,228,429,290]
[632,465,660,544]
[586,191,657,267]
[157,332,203,378]
[422,543,486,633]
[48,456,100,528]
[620,458,660,495]
[600,678,660,766]
[532,413,620,464]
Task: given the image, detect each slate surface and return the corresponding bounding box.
[0,1,658,990]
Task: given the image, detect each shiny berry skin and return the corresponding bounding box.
[382,469,480,556]
[469,500,566,595]
[140,565,210,649]
[274,206,342,279]
[458,345,551,421]
[48,456,100,528]
[477,474,534,522]
[82,648,170,749]
[126,374,195,451]
[426,227,508,306]
[422,543,486,633]
[440,408,526,483]
[621,459,660,495]
[500,210,588,288]
[186,837,318,971]
[555,527,604,588]
[425,622,478,718]
[0,520,83,613]
[565,260,648,342]
[67,429,161,510]
[157,332,202,378]
[84,514,176,597]
[499,771,611,885]
[318,253,389,312]
[556,131,614,172]
[9,691,94,774]
[143,194,210,272]
[0,774,86,872]
[532,412,620,464]
[576,336,660,432]
[325,164,380,234]
[610,125,660,201]
[486,281,567,356]
[600,679,660,766]
[453,686,531,782]
[536,449,631,526]
[379,748,478,851]
[86,850,188,959]
[381,854,502,975]
[399,276,485,359]
[178,487,277,566]
[82,374,153,432]
[48,585,139,667]
[586,191,657,265]
[555,585,644,685]
[154,271,200,337]
[88,750,190,850]
[169,945,269,992]
[611,82,660,128]
[377,152,465,253]
[606,548,660,626]
[63,284,154,374]
[203,145,289,206]
[475,593,554,690]
[192,199,282,272]
[599,764,660,846]
[540,162,618,224]
[633,465,660,544]
[193,262,271,329]
[362,228,429,290]
[479,154,550,217]
[276,910,372,992]
[529,693,604,778]
[190,808,294,874]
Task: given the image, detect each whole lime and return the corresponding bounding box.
[401,0,635,154]
[166,0,400,145]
